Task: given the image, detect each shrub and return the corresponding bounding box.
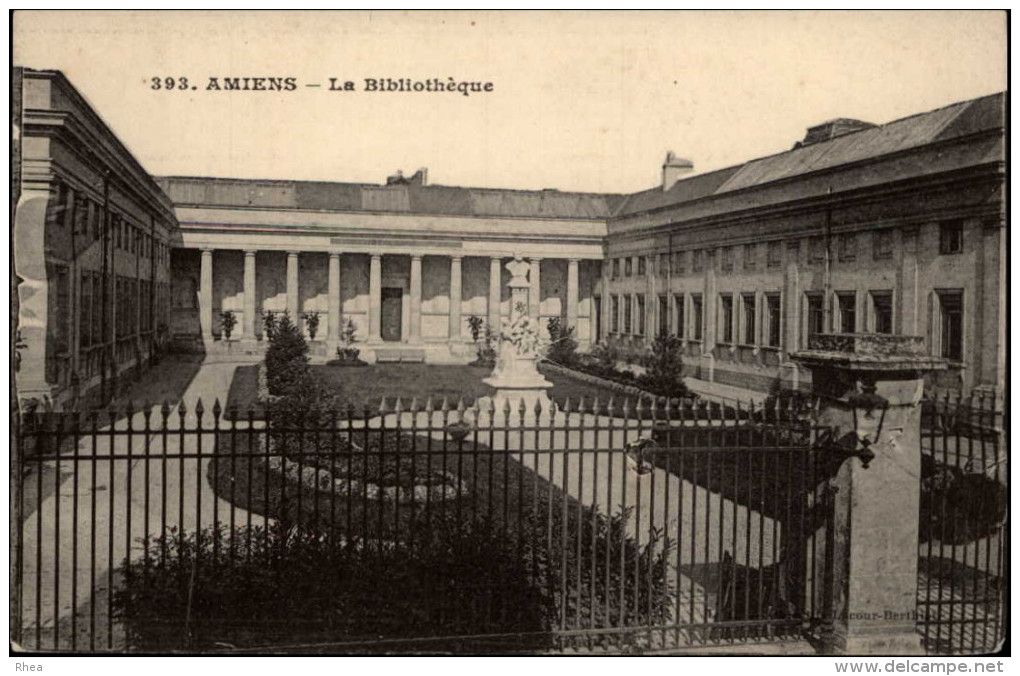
[545,317,578,366]
[114,504,673,651]
[219,310,237,340]
[264,313,309,396]
[333,319,362,364]
[262,311,280,343]
[470,325,497,368]
[302,311,321,340]
[467,315,485,343]
[589,341,619,371]
[635,334,690,400]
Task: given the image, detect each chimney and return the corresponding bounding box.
[662,151,694,191]
[386,167,428,186]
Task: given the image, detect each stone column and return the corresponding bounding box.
[700,251,717,380]
[243,250,256,341]
[794,334,948,655]
[448,255,462,342]
[409,254,423,342]
[529,257,542,319]
[781,256,801,387]
[488,256,502,331]
[286,251,299,322]
[566,258,579,330]
[369,254,382,342]
[897,226,920,336]
[199,248,214,342]
[328,252,341,345]
[977,219,1005,392]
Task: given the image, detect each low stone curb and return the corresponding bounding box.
[541,361,661,401]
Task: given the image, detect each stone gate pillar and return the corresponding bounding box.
[794,333,947,655]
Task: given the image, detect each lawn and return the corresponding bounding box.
[225,362,635,418]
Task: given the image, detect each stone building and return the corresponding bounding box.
[603,93,1005,394]
[12,67,1005,404]
[13,68,179,407]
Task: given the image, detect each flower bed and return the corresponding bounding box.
[541,360,658,401]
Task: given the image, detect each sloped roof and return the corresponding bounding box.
[156,92,1003,223]
[156,175,621,220]
[614,92,1004,217]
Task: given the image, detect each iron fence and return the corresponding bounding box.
[918,390,1007,655]
[13,394,832,654]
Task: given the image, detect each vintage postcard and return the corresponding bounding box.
[10,10,1007,660]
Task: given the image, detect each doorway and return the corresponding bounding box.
[381,287,403,341]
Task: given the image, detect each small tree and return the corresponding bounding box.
[467,315,485,343]
[262,310,280,343]
[637,333,690,399]
[545,317,578,366]
[302,311,321,341]
[264,313,309,396]
[335,319,361,363]
[219,310,237,340]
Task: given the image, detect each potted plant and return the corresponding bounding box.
[330,319,364,366]
[302,311,321,341]
[219,310,237,341]
[467,315,484,343]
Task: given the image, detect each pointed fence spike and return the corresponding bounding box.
[378,398,389,415]
[592,396,600,415]
[394,397,403,414]
[161,400,171,417]
[195,398,205,416]
[142,400,152,419]
[622,398,631,415]
[606,396,616,414]
[424,396,434,413]
[409,396,419,413]
[212,398,222,418]
[124,399,135,416]
[562,397,572,414]
[440,397,450,412]
[177,401,187,416]
[456,397,466,412]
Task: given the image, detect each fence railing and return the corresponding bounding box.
[918,391,1007,655]
[14,395,830,654]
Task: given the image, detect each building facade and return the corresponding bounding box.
[601,94,1005,394]
[12,68,1005,404]
[13,69,179,407]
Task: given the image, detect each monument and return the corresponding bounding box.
[482,255,554,410]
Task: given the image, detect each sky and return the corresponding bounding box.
[13,10,1007,194]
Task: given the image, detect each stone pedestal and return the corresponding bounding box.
[481,256,553,410]
[793,333,947,655]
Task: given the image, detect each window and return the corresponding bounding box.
[658,295,669,336]
[625,258,633,277]
[743,243,757,270]
[692,250,704,272]
[873,229,893,260]
[612,258,620,279]
[766,294,782,347]
[54,267,70,354]
[767,241,782,268]
[673,251,686,274]
[624,295,633,334]
[871,292,893,334]
[636,295,645,335]
[611,294,620,332]
[741,293,757,345]
[80,273,92,348]
[657,253,667,276]
[939,220,963,255]
[809,235,826,263]
[806,293,825,342]
[92,272,103,344]
[674,294,685,339]
[937,291,963,361]
[721,246,734,272]
[837,233,856,262]
[691,294,703,340]
[719,294,734,344]
[638,256,646,276]
[837,292,857,333]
